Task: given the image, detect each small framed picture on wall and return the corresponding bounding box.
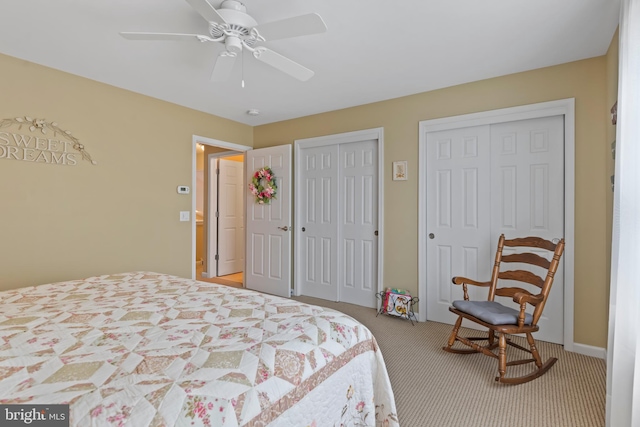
[392,161,407,181]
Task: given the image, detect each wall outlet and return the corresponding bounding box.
[180,211,190,221]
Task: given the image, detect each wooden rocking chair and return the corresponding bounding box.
[442,234,565,384]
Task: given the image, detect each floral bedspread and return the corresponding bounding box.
[0,272,398,426]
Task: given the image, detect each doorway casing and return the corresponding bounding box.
[191,135,251,281]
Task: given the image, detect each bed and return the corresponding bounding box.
[0,272,398,427]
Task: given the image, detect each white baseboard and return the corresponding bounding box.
[571,342,607,359]
[201,271,209,278]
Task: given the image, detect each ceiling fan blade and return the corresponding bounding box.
[185,0,227,24]
[120,32,210,41]
[211,51,237,81]
[253,47,314,81]
[254,13,327,41]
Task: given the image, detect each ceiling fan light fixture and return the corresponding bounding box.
[220,0,246,13]
[217,3,257,30]
[120,0,326,82]
[225,36,243,53]
[246,109,260,116]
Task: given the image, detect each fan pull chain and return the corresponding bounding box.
[241,49,245,88]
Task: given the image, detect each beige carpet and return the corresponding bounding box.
[294,296,606,427]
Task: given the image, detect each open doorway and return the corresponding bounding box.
[192,136,251,288]
[205,151,244,286]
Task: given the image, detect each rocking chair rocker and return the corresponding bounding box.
[442,234,565,384]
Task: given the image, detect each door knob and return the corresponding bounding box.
[429,233,435,239]
[278,226,289,231]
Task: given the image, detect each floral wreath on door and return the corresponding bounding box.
[249,166,277,204]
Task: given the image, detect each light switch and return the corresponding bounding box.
[180,211,190,222]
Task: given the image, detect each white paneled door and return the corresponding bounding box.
[218,158,244,276]
[339,140,378,307]
[426,116,564,344]
[298,137,379,308]
[245,145,291,298]
[426,126,493,323]
[299,145,339,301]
[490,116,564,344]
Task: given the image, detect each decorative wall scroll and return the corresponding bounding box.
[0,116,97,166]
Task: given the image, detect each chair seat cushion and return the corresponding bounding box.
[452,300,533,326]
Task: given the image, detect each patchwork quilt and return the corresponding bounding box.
[0,272,398,426]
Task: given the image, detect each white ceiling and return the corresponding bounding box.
[0,0,620,126]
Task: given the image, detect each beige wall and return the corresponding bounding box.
[0,53,252,290]
[254,56,612,348]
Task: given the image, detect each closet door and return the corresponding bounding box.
[490,116,564,344]
[298,145,339,301]
[425,117,565,344]
[425,126,492,323]
[297,138,379,308]
[339,139,378,308]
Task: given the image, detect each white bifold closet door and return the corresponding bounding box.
[489,117,564,344]
[298,144,339,301]
[426,116,564,344]
[299,139,378,308]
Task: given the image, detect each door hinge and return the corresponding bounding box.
[215,254,219,261]
[215,211,219,218]
[216,168,220,175]
[374,230,379,236]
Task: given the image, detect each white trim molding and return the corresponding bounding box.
[293,128,385,300]
[417,98,576,351]
[573,343,607,360]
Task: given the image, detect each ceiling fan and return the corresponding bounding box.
[120,0,327,82]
